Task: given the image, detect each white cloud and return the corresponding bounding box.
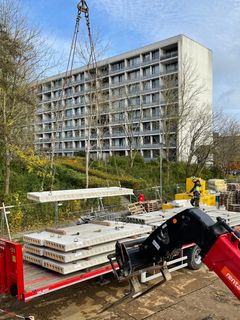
[90,0,240,117]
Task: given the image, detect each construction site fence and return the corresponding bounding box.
[134,183,186,201]
[1,183,185,238]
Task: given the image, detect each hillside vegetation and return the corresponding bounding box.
[0,154,219,232]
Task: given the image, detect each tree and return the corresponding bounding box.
[111,83,143,168]
[0,0,52,195]
[76,33,109,187]
[213,114,240,177]
[161,56,213,178]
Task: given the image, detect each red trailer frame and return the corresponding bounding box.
[0,238,118,302]
[0,237,198,302]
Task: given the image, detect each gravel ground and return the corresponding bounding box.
[0,266,239,320]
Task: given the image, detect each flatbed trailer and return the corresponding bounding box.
[0,237,198,302]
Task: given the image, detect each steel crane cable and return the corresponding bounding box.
[48,0,94,191]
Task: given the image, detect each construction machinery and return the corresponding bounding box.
[109,207,240,300]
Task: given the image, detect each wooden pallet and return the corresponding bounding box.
[128,202,146,215]
[143,200,160,212]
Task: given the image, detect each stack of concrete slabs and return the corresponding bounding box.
[24,222,151,252]
[23,221,152,274]
[203,207,240,227]
[24,252,110,274]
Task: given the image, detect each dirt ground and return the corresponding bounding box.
[0,266,240,320]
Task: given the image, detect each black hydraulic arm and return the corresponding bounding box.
[111,208,239,278]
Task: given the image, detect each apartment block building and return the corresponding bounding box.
[35,34,212,161]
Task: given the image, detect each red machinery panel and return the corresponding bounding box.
[0,238,24,300]
[203,233,240,300]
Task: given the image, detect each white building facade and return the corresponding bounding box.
[35,35,212,161]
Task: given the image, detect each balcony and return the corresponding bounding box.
[161,51,178,60]
[161,68,178,75]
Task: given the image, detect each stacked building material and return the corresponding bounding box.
[126,209,182,225]
[127,206,240,229]
[23,221,152,275]
[228,204,240,212]
[227,183,240,191]
[202,207,240,227]
[142,200,160,212]
[219,184,240,211]
[207,179,227,192]
[127,202,146,215]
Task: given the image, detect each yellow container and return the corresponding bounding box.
[175,193,191,200]
[205,195,216,206]
[162,203,174,210]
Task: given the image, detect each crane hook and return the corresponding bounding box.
[77,0,89,13]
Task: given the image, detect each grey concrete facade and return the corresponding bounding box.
[35,34,212,161]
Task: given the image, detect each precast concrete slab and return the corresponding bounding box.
[44,241,116,262]
[27,187,133,203]
[24,253,44,266]
[24,244,44,256]
[24,222,152,252]
[42,253,111,274]
[23,231,51,246]
[44,223,152,251]
[46,223,110,235]
[127,211,177,225]
[43,233,148,263]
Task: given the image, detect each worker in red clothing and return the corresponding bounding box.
[190,178,201,207]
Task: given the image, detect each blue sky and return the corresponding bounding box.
[22,0,240,117]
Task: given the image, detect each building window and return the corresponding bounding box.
[131,110,140,120]
[152,49,159,60]
[152,121,160,130]
[112,112,124,122]
[143,122,151,131]
[152,135,160,144]
[143,52,151,62]
[111,60,125,71]
[143,136,151,144]
[165,62,178,73]
[152,107,160,117]
[152,79,159,89]
[112,74,124,84]
[152,93,160,103]
[143,94,151,104]
[129,96,140,106]
[127,56,140,67]
[143,67,151,77]
[152,150,160,158]
[112,87,125,97]
[143,109,151,119]
[152,64,160,75]
[128,70,140,80]
[65,109,72,117]
[128,83,140,94]
[112,138,125,146]
[143,150,151,158]
[143,81,151,90]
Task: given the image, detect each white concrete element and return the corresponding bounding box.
[25,244,44,256]
[24,221,152,252]
[27,234,148,263]
[24,253,43,266]
[23,231,51,246]
[44,242,116,263]
[127,210,176,225]
[44,224,151,251]
[202,207,240,227]
[43,253,111,274]
[27,187,133,203]
[24,252,112,274]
